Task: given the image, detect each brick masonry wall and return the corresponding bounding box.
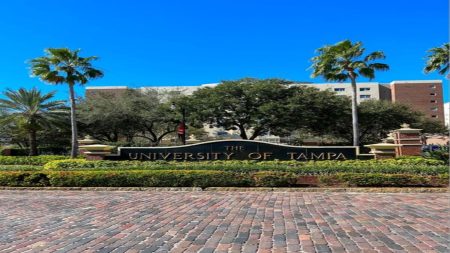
[399,145,422,156]
[391,81,444,123]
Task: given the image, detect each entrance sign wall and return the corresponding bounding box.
[108,140,358,161]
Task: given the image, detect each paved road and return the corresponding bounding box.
[0,191,448,253]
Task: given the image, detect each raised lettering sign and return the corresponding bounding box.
[108,140,358,161]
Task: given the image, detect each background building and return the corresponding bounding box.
[303,82,392,103]
[443,102,449,126]
[390,80,444,123]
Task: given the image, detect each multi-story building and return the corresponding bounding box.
[303,82,392,103]
[444,102,449,126]
[390,80,445,123]
[86,80,445,123]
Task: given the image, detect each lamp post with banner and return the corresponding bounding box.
[172,103,186,145]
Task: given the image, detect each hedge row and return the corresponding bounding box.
[42,159,448,175]
[0,155,67,165]
[0,165,43,171]
[0,171,447,188]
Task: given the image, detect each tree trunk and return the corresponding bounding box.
[249,128,262,140]
[69,84,79,158]
[28,130,38,156]
[350,77,360,146]
[237,124,248,139]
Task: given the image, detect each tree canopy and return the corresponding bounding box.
[186,78,352,140]
[0,88,67,155]
[78,89,181,146]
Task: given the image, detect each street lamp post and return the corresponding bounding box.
[180,107,186,145]
[172,103,186,145]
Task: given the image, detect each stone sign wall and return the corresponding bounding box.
[108,140,358,161]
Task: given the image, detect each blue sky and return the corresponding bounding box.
[0,0,448,101]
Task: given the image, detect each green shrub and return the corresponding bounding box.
[318,173,445,187]
[0,171,446,188]
[0,155,67,165]
[0,172,50,186]
[0,165,43,171]
[252,171,297,187]
[422,146,449,163]
[47,170,252,188]
[43,159,448,175]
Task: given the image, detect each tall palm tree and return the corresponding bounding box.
[310,40,389,146]
[424,43,449,77]
[0,88,67,156]
[30,48,103,158]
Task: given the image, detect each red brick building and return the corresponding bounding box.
[390,80,444,123]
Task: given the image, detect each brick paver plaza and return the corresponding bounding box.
[0,191,448,253]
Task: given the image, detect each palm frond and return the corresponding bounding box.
[424,43,449,76]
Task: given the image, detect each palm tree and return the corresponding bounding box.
[310,40,389,146]
[0,88,66,156]
[30,48,103,158]
[424,43,449,77]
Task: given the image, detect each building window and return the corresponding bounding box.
[360,95,371,99]
[430,84,436,89]
[431,100,437,103]
[334,88,345,92]
[431,115,438,118]
[430,93,436,96]
[359,87,370,91]
[431,107,438,111]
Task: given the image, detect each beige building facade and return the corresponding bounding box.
[302,82,392,103]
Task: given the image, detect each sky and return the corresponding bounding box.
[0,0,448,101]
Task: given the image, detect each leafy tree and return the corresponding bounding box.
[78,91,137,142]
[78,89,180,146]
[187,78,294,140]
[187,78,351,140]
[424,43,449,77]
[130,89,180,145]
[283,86,351,138]
[357,100,447,144]
[310,40,389,146]
[30,48,103,158]
[0,88,67,155]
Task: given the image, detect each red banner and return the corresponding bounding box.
[177,123,185,135]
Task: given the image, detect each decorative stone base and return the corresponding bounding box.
[373,153,396,159]
[85,154,107,160]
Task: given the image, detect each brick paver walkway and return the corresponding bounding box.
[0,191,448,253]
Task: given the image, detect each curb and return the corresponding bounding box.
[0,187,447,193]
[0,187,203,191]
[205,187,449,193]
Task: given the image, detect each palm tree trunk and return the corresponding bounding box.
[28,130,38,156]
[350,77,360,146]
[68,84,79,158]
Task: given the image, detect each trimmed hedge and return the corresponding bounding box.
[0,170,251,188]
[43,158,448,175]
[0,171,447,188]
[0,165,43,171]
[319,173,449,187]
[0,155,67,165]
